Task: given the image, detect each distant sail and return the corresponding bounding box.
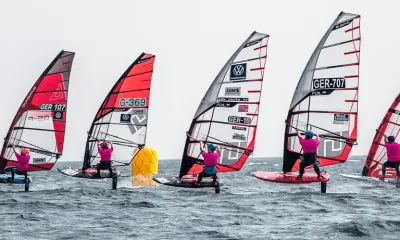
[362,93,400,178]
[179,31,269,177]
[83,53,155,169]
[283,12,361,172]
[0,50,75,171]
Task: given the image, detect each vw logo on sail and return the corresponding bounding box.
[230,63,247,80]
[54,111,63,121]
[233,65,244,76]
[120,113,132,123]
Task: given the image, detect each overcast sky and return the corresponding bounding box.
[0,0,399,161]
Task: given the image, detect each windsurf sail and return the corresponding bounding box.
[179,31,269,177]
[362,93,400,178]
[0,50,75,171]
[283,12,361,173]
[83,53,155,169]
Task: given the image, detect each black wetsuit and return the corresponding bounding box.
[382,161,400,177]
[196,171,217,184]
[299,152,321,178]
[5,167,28,182]
[96,161,113,177]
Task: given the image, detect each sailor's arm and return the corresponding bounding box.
[297,131,303,139]
[199,141,205,152]
[378,129,388,143]
[315,133,320,140]
[216,145,221,154]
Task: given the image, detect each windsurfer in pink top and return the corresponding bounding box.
[95,141,114,178]
[379,135,400,181]
[297,131,321,180]
[195,141,220,185]
[6,144,30,182]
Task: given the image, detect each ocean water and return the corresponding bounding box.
[1,157,400,240]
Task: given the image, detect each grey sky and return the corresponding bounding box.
[0,0,399,161]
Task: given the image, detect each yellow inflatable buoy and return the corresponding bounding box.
[131,146,158,186]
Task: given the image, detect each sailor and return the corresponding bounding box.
[297,131,322,180]
[379,135,400,181]
[195,141,220,185]
[6,144,29,182]
[95,141,114,177]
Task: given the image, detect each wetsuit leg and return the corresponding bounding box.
[212,174,217,183]
[11,167,17,181]
[382,161,389,177]
[96,163,101,176]
[196,171,206,184]
[107,162,113,177]
[313,162,321,178]
[395,163,400,178]
[299,161,306,178]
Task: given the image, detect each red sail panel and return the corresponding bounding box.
[362,93,400,178]
[179,32,269,177]
[282,12,361,172]
[0,50,75,171]
[84,53,155,168]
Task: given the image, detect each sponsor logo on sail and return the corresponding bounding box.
[217,97,249,102]
[49,81,65,101]
[244,39,262,48]
[33,158,46,163]
[332,19,353,31]
[217,102,236,108]
[333,114,349,125]
[318,130,349,158]
[230,63,246,80]
[232,133,246,141]
[232,126,247,131]
[132,108,148,115]
[54,111,63,120]
[225,87,241,96]
[138,57,151,64]
[120,109,148,134]
[238,104,248,112]
[22,86,36,108]
[219,141,248,165]
[120,114,132,123]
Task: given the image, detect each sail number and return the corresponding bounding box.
[119,98,146,107]
[40,104,66,111]
[312,78,345,89]
[228,116,251,124]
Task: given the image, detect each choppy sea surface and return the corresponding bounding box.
[1,157,400,240]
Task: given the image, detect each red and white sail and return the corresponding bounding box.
[83,53,155,168]
[179,31,269,177]
[0,50,75,171]
[362,93,400,178]
[283,12,361,172]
